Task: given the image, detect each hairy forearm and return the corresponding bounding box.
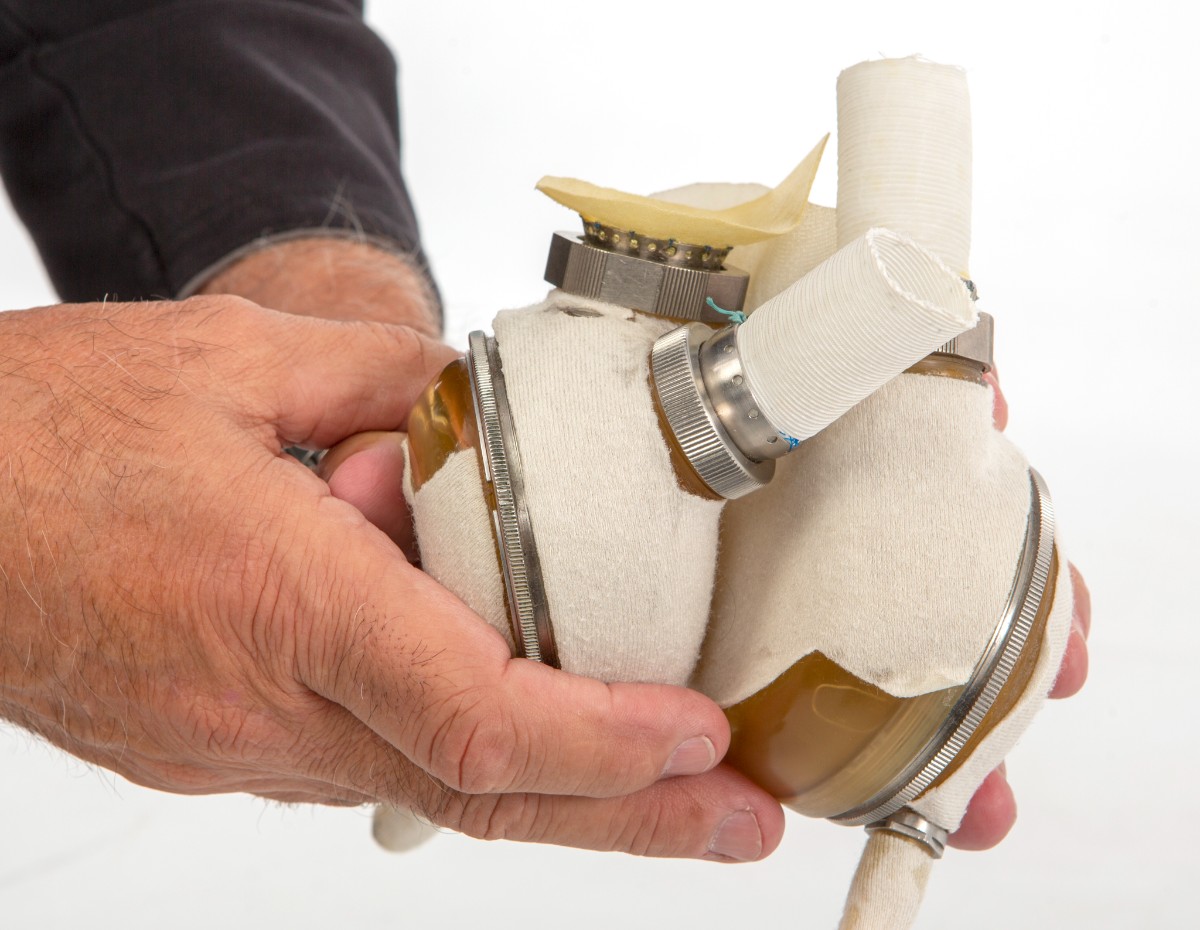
[196,237,441,337]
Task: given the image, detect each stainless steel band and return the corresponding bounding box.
[698,325,795,461]
[545,232,749,323]
[467,331,560,667]
[865,809,950,859]
[832,467,1056,827]
[933,311,994,371]
[650,324,776,499]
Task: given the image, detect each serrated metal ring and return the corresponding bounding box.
[932,311,994,371]
[865,808,949,859]
[697,324,793,461]
[467,332,559,667]
[650,324,774,499]
[831,468,1056,826]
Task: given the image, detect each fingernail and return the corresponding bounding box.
[661,736,716,779]
[705,810,763,862]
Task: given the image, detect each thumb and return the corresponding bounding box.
[296,540,729,799]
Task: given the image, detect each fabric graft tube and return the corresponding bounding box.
[836,58,972,274]
[737,228,976,444]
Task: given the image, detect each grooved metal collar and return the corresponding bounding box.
[832,468,1056,827]
[698,325,793,461]
[467,332,559,668]
[865,808,949,859]
[932,311,994,371]
[545,232,748,323]
[650,324,774,499]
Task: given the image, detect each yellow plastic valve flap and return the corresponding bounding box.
[536,135,827,247]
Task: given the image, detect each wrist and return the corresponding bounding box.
[193,235,442,337]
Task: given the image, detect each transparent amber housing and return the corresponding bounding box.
[724,557,1054,818]
[407,357,481,494]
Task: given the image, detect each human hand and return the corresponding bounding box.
[946,368,1091,851]
[0,296,783,860]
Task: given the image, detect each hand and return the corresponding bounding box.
[947,368,1091,851]
[197,237,435,559]
[0,296,784,861]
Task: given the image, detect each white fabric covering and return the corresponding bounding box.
[372,805,439,853]
[490,295,724,684]
[838,832,933,930]
[407,292,724,686]
[405,447,512,652]
[696,374,1032,704]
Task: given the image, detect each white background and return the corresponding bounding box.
[1,1,1194,927]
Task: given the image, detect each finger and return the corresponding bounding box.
[1050,618,1089,699]
[283,702,777,862]
[321,431,414,554]
[420,763,784,862]
[205,298,459,447]
[1049,562,1090,699]
[272,319,458,446]
[297,551,732,801]
[947,765,1016,851]
[302,707,783,860]
[983,366,1008,431]
[1069,562,1091,638]
[318,431,403,481]
[320,431,415,557]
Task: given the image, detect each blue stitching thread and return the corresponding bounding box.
[706,297,747,325]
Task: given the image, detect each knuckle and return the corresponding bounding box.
[420,691,530,795]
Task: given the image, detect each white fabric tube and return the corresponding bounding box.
[738,227,976,443]
[836,58,972,273]
[838,833,933,930]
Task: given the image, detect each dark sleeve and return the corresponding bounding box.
[0,0,430,303]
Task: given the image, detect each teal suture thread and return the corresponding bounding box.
[705,297,747,325]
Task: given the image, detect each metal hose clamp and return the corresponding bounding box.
[866,809,950,859]
[650,323,776,499]
[933,311,994,371]
[467,331,560,667]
